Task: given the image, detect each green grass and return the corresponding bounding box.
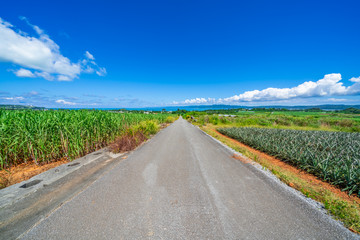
[190,111,360,132]
[0,109,175,169]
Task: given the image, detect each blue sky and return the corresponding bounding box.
[0,0,360,108]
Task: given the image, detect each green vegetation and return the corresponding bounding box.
[127,120,160,137]
[165,116,176,123]
[0,109,175,169]
[186,110,360,132]
[218,127,360,196]
[0,104,45,110]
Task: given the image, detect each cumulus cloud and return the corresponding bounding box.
[54,98,100,107]
[57,75,72,81]
[223,74,360,102]
[0,17,106,81]
[176,74,360,105]
[13,68,60,81]
[350,77,360,83]
[14,68,35,77]
[55,99,76,105]
[185,98,215,104]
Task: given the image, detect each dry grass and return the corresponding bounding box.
[109,132,147,153]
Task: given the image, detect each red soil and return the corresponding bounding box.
[0,158,69,189]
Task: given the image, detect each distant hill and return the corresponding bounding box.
[0,104,45,110]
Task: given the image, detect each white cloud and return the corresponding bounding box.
[83,65,95,73]
[96,67,107,76]
[184,98,215,104]
[55,99,76,105]
[350,76,360,83]
[14,68,35,77]
[85,51,95,60]
[81,52,107,77]
[13,68,67,81]
[3,97,24,100]
[0,17,106,81]
[35,71,54,81]
[327,98,348,102]
[57,75,72,81]
[224,74,350,102]
[176,74,360,105]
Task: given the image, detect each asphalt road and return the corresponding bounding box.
[21,117,356,239]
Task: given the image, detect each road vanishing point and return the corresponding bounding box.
[1,117,358,239]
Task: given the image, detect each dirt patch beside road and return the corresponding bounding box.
[0,158,69,189]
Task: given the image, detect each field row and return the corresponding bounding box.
[218,127,360,196]
[0,110,175,169]
[188,112,360,132]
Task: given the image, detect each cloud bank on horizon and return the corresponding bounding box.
[173,74,360,105]
[0,17,106,81]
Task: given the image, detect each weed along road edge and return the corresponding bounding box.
[5,117,358,239]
